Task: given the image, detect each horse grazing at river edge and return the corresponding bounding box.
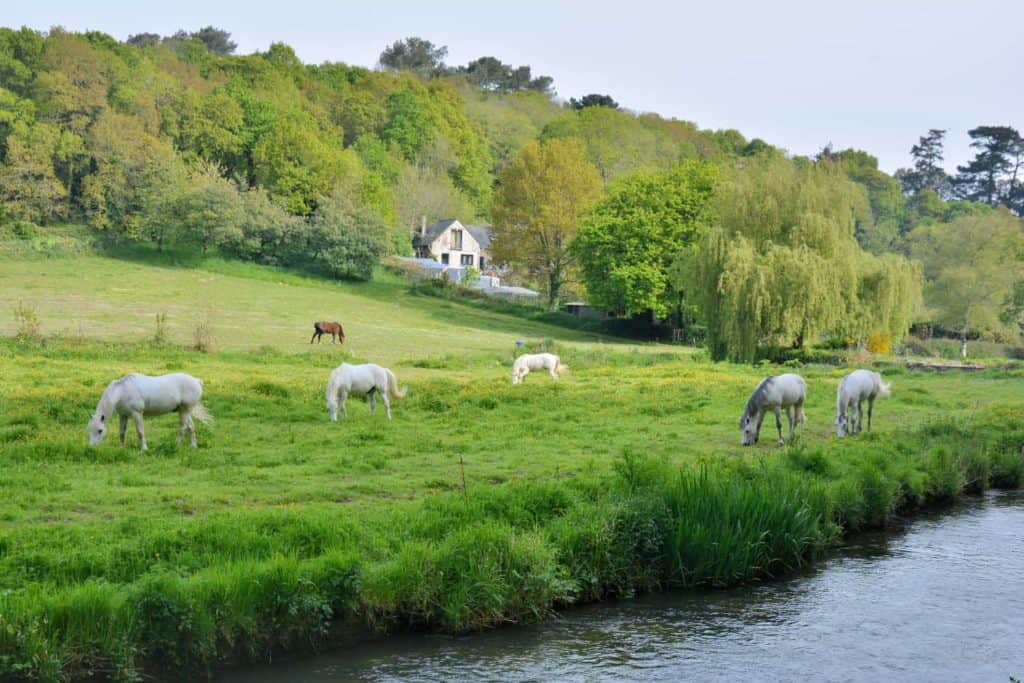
[740,373,806,446]
[326,363,407,421]
[311,321,345,344]
[511,353,567,385]
[87,373,212,450]
[836,369,891,438]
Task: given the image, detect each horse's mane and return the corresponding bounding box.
[743,376,773,418]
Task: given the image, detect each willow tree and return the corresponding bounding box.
[685,156,921,362]
[491,138,602,309]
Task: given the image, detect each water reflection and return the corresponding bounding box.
[222,490,1024,682]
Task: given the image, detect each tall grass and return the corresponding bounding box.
[1,408,1021,680]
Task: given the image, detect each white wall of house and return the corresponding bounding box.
[417,221,489,270]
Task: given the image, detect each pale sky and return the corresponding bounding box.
[6,0,1021,174]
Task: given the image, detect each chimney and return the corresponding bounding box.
[420,215,427,237]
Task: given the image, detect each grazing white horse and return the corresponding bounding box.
[836,369,891,438]
[326,363,407,421]
[740,373,807,446]
[88,373,212,450]
[511,353,567,385]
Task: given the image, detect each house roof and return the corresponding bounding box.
[412,219,493,250]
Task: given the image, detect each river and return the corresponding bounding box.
[222,490,1024,682]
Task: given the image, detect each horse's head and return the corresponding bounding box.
[87,413,108,446]
[836,412,848,439]
[739,414,759,446]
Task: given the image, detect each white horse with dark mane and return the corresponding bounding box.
[836,369,891,438]
[87,373,212,450]
[326,363,407,421]
[511,353,566,385]
[739,373,806,446]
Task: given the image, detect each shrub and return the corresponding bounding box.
[13,302,42,343]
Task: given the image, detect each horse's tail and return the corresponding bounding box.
[386,368,407,399]
[336,322,345,343]
[878,377,892,398]
[190,402,214,425]
[557,362,568,372]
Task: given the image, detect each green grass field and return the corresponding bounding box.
[1,252,1022,681]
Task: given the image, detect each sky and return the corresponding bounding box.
[6,0,1021,175]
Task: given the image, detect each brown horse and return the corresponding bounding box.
[311,321,345,344]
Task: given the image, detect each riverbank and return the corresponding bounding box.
[0,336,1021,680]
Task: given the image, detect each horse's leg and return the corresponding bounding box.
[856,400,864,434]
[119,414,128,446]
[132,412,147,451]
[368,390,377,414]
[186,414,197,447]
[867,396,875,432]
[786,406,795,441]
[774,407,784,445]
[381,389,392,420]
[311,330,318,344]
[340,390,348,418]
[549,363,558,380]
[177,411,188,445]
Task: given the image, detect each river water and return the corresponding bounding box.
[223,490,1024,682]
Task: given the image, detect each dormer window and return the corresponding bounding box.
[450,229,463,250]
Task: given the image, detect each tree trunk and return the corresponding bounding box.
[547,267,561,312]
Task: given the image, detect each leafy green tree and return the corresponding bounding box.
[909,209,1023,356]
[305,194,389,280]
[378,37,448,78]
[687,156,920,362]
[0,27,45,97]
[171,164,245,252]
[0,121,67,222]
[543,106,657,183]
[569,94,619,110]
[220,187,302,264]
[380,88,435,160]
[573,161,718,319]
[492,138,602,309]
[829,148,905,253]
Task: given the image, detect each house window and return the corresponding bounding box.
[441,253,449,265]
[461,254,474,266]
[450,229,463,250]
[479,256,486,270]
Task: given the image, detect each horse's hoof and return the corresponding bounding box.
[778,438,785,446]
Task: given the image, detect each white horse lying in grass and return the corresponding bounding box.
[740,373,806,446]
[326,363,407,421]
[88,373,212,450]
[836,369,891,438]
[511,353,567,385]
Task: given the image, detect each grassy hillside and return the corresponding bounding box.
[0,252,1022,680]
[0,251,615,360]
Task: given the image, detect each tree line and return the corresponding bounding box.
[0,27,1020,360]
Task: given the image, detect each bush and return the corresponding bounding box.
[13,302,42,343]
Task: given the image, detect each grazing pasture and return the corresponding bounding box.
[0,253,1022,681]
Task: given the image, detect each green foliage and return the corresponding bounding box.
[909,209,1024,350]
[0,255,1021,679]
[688,156,921,362]
[573,161,718,317]
[378,37,448,78]
[306,194,389,280]
[491,138,602,309]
